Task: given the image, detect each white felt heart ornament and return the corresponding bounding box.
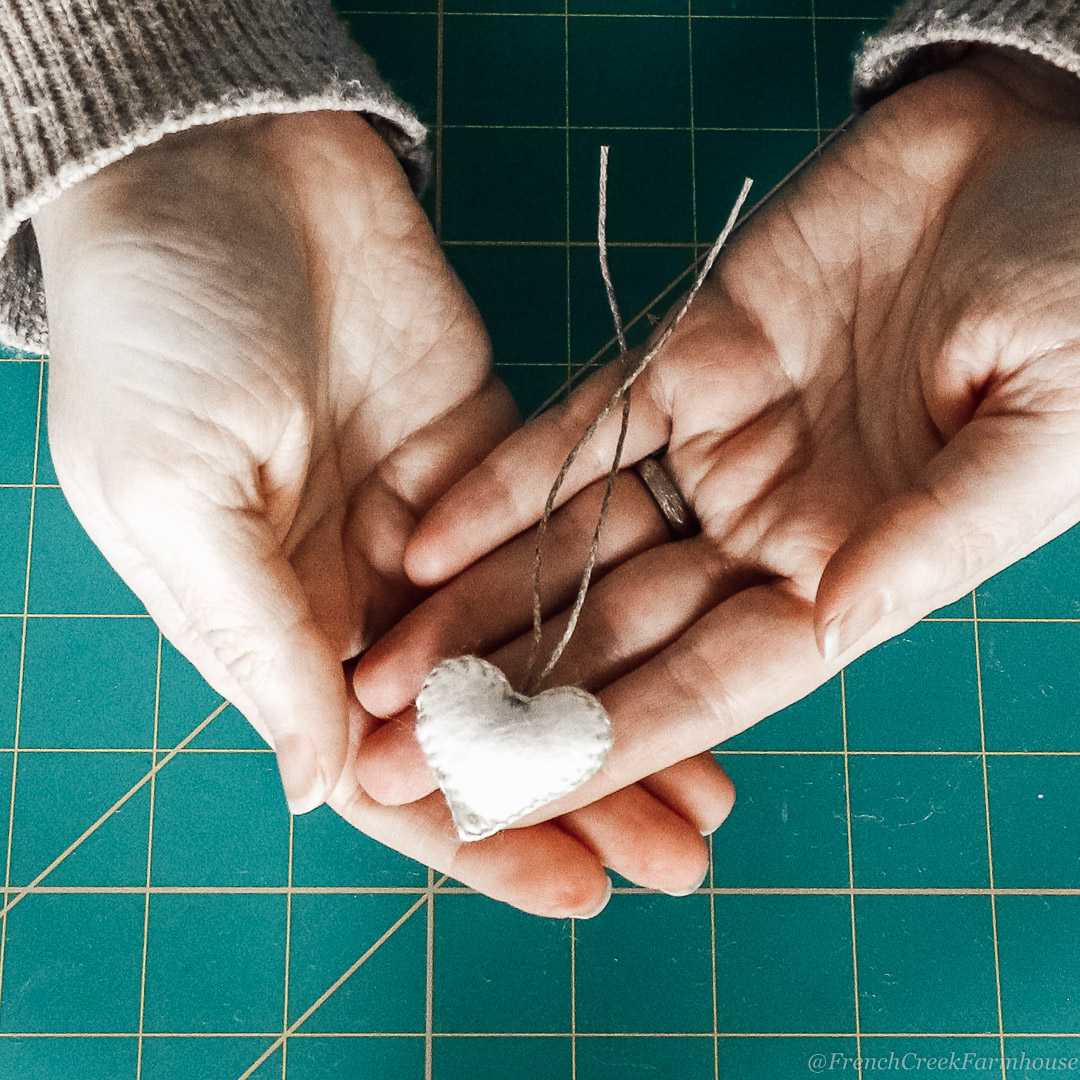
[414,656,613,842]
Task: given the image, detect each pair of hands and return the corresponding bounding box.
[33,48,1080,916]
[32,107,727,915]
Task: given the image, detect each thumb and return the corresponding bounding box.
[814,413,1080,661]
[138,502,350,815]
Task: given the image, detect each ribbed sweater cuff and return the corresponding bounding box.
[0,0,428,352]
[854,0,1080,109]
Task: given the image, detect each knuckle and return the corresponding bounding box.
[919,490,1000,584]
[488,458,532,526]
[551,401,586,446]
[577,431,618,478]
[200,625,276,686]
[660,642,740,746]
[949,528,998,580]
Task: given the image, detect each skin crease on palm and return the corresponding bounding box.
[31,109,739,918]
[352,50,1080,825]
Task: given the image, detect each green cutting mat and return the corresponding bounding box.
[3,2,1080,1078]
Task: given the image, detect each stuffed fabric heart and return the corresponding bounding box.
[414,655,613,842]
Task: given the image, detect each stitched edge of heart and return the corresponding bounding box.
[414,656,613,842]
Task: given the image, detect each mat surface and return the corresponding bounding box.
[2,2,1079,1078]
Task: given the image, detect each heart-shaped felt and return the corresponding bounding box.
[414,655,613,842]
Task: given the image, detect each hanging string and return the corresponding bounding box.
[523,147,633,693]
[522,149,754,693]
[598,146,629,359]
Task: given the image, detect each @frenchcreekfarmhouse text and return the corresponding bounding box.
[808,1051,1080,1073]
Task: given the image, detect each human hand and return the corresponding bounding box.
[33,111,734,914]
[33,111,512,811]
[350,52,1080,821]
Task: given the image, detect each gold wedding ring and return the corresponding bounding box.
[633,456,699,539]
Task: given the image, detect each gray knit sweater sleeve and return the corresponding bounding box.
[0,0,426,353]
[855,1,1080,107]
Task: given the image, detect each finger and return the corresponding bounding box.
[404,358,672,587]
[353,470,669,718]
[639,751,736,837]
[494,538,761,696]
[554,752,737,893]
[514,581,834,825]
[343,378,521,652]
[557,783,711,895]
[133,501,350,816]
[815,406,1080,662]
[355,711,432,805]
[355,535,745,805]
[355,377,520,512]
[329,786,613,920]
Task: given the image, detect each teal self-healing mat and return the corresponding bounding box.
[4,3,1080,1079]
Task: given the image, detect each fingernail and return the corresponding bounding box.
[664,867,709,898]
[577,876,613,920]
[821,587,893,663]
[276,733,327,815]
